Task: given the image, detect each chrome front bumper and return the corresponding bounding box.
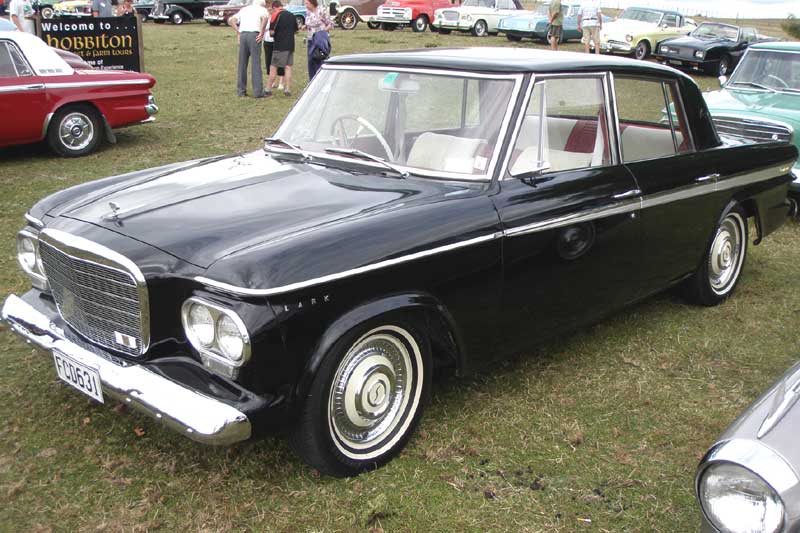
[599,40,632,53]
[2,293,252,445]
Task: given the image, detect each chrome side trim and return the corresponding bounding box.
[196,160,793,298]
[196,232,503,297]
[39,228,151,354]
[1,294,251,445]
[24,213,44,228]
[0,83,46,94]
[45,79,151,90]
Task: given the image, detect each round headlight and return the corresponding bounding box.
[699,462,784,533]
[462,14,471,21]
[660,45,668,53]
[17,235,37,273]
[217,314,245,361]
[695,50,705,59]
[625,34,633,42]
[187,303,215,346]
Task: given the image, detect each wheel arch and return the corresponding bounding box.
[167,5,193,18]
[46,100,115,143]
[295,291,465,399]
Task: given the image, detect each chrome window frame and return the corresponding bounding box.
[501,71,619,180]
[275,64,524,182]
[0,39,35,79]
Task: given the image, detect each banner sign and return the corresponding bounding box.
[38,17,144,72]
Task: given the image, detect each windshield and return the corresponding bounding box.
[618,8,662,24]
[461,0,495,8]
[729,50,800,92]
[691,23,738,40]
[274,68,518,179]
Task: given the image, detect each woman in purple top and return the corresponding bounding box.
[304,0,332,79]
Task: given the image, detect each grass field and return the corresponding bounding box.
[1,19,799,532]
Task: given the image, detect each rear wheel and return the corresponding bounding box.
[339,8,358,30]
[295,14,305,26]
[411,14,428,32]
[170,11,184,24]
[681,206,748,306]
[717,55,731,77]
[290,317,431,477]
[634,40,650,60]
[40,6,54,18]
[367,20,381,29]
[47,104,102,158]
[471,19,487,37]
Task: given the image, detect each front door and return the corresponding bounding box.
[492,74,644,352]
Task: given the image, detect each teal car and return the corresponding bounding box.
[704,41,800,214]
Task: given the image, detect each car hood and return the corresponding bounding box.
[47,151,493,275]
[662,34,733,50]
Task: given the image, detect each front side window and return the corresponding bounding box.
[461,0,495,8]
[275,68,518,179]
[615,77,692,162]
[619,8,662,24]
[662,14,678,27]
[509,76,611,176]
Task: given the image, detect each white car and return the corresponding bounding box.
[598,6,695,60]
[432,0,524,37]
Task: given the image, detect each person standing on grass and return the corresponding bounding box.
[304,0,331,80]
[547,0,563,51]
[230,0,269,98]
[262,3,275,89]
[8,0,35,33]
[268,2,287,90]
[91,0,114,17]
[265,0,297,97]
[578,0,602,54]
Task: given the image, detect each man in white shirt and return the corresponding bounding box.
[578,1,602,54]
[9,0,35,34]
[230,0,269,98]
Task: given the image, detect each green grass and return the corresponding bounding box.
[1,21,799,532]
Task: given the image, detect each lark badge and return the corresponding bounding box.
[114,331,137,350]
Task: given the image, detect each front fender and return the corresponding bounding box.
[295,292,464,399]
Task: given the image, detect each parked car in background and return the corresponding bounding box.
[203,0,247,25]
[3,46,796,478]
[286,0,308,26]
[0,31,157,156]
[32,0,59,18]
[432,0,523,37]
[52,0,92,17]
[655,22,773,77]
[134,0,155,19]
[599,6,695,60]
[696,361,800,533]
[150,0,217,24]
[704,41,800,216]
[374,0,456,32]
[329,0,381,30]
[498,1,608,43]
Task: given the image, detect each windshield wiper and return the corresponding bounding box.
[263,137,312,161]
[730,81,777,92]
[324,147,409,178]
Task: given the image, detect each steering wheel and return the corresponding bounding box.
[330,115,394,161]
[765,74,789,89]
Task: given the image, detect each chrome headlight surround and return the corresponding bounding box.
[695,50,705,59]
[17,228,48,291]
[625,34,633,42]
[181,297,251,379]
[461,13,472,21]
[660,45,669,53]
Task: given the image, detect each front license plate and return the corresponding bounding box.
[53,351,104,403]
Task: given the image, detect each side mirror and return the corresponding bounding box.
[718,75,727,87]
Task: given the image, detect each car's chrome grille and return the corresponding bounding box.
[379,7,407,17]
[442,10,458,21]
[713,115,794,144]
[39,235,147,357]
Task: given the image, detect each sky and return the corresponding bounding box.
[598,0,798,19]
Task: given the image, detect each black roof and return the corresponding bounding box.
[326,47,693,79]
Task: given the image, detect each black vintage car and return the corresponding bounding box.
[654,22,771,76]
[3,49,797,477]
[149,0,216,23]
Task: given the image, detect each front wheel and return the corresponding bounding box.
[290,318,431,477]
[717,55,731,77]
[170,11,184,24]
[47,104,102,157]
[40,6,54,18]
[295,14,305,26]
[471,19,487,37]
[339,8,358,30]
[634,40,650,60]
[681,207,748,306]
[411,14,428,32]
[367,20,381,29]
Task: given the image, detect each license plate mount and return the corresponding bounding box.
[53,351,104,403]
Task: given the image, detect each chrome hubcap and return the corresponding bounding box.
[59,113,93,150]
[329,326,421,458]
[708,213,744,294]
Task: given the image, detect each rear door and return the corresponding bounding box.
[493,74,644,351]
[0,40,48,146]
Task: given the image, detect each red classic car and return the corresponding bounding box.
[0,31,157,157]
[375,0,458,32]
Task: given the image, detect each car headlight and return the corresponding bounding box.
[403,7,411,17]
[462,14,471,21]
[625,34,633,42]
[699,462,784,533]
[182,298,251,378]
[17,229,48,291]
[660,45,669,53]
[695,50,705,59]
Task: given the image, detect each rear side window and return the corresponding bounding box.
[615,77,693,163]
[662,14,678,27]
[0,41,33,78]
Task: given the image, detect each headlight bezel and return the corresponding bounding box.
[698,460,785,533]
[181,297,251,378]
[625,34,633,42]
[695,50,705,59]
[17,228,49,291]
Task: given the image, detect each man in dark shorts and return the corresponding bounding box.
[547,0,563,51]
[266,0,297,97]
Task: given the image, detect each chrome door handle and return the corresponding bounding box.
[25,84,45,90]
[613,189,641,200]
[695,173,719,183]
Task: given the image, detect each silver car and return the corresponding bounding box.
[696,362,800,532]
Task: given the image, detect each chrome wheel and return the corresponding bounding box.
[59,112,94,151]
[708,212,745,295]
[718,56,730,76]
[328,325,423,460]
